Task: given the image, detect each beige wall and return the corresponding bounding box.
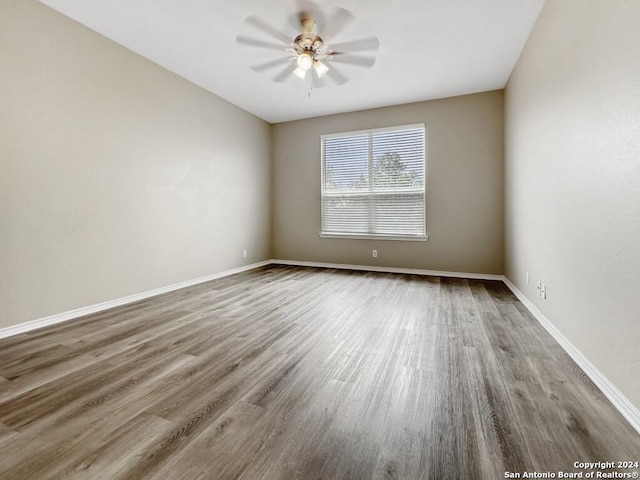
[272,92,504,274]
[505,0,640,407]
[0,0,271,329]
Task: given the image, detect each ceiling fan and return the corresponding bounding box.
[236,6,379,87]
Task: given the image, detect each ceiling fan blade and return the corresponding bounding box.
[311,71,330,90]
[330,54,376,68]
[326,65,349,85]
[236,35,287,52]
[329,37,379,54]
[320,7,354,41]
[251,57,293,73]
[272,64,294,83]
[244,15,292,45]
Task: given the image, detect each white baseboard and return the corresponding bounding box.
[3,259,638,436]
[276,259,639,434]
[503,276,640,435]
[0,260,502,341]
[271,259,504,281]
[0,260,271,340]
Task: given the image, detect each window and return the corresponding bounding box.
[320,124,426,240]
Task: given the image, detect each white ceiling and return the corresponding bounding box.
[38,0,546,124]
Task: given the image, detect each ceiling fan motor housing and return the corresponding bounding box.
[293,33,325,56]
[293,16,326,58]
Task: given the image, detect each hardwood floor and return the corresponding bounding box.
[0,265,638,479]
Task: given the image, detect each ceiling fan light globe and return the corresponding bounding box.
[314,60,329,78]
[296,52,313,70]
[293,66,307,79]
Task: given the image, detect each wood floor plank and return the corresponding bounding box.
[0,421,16,443]
[0,266,638,479]
[152,400,268,480]
[0,354,197,478]
[43,412,173,480]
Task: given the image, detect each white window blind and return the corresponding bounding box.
[321,124,426,240]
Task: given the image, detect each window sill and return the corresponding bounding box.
[319,233,429,242]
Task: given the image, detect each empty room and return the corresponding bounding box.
[1,0,639,478]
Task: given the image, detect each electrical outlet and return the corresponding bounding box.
[243,250,247,258]
[526,272,530,285]
[541,283,547,299]
[372,249,378,258]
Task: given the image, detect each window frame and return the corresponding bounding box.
[319,123,428,242]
